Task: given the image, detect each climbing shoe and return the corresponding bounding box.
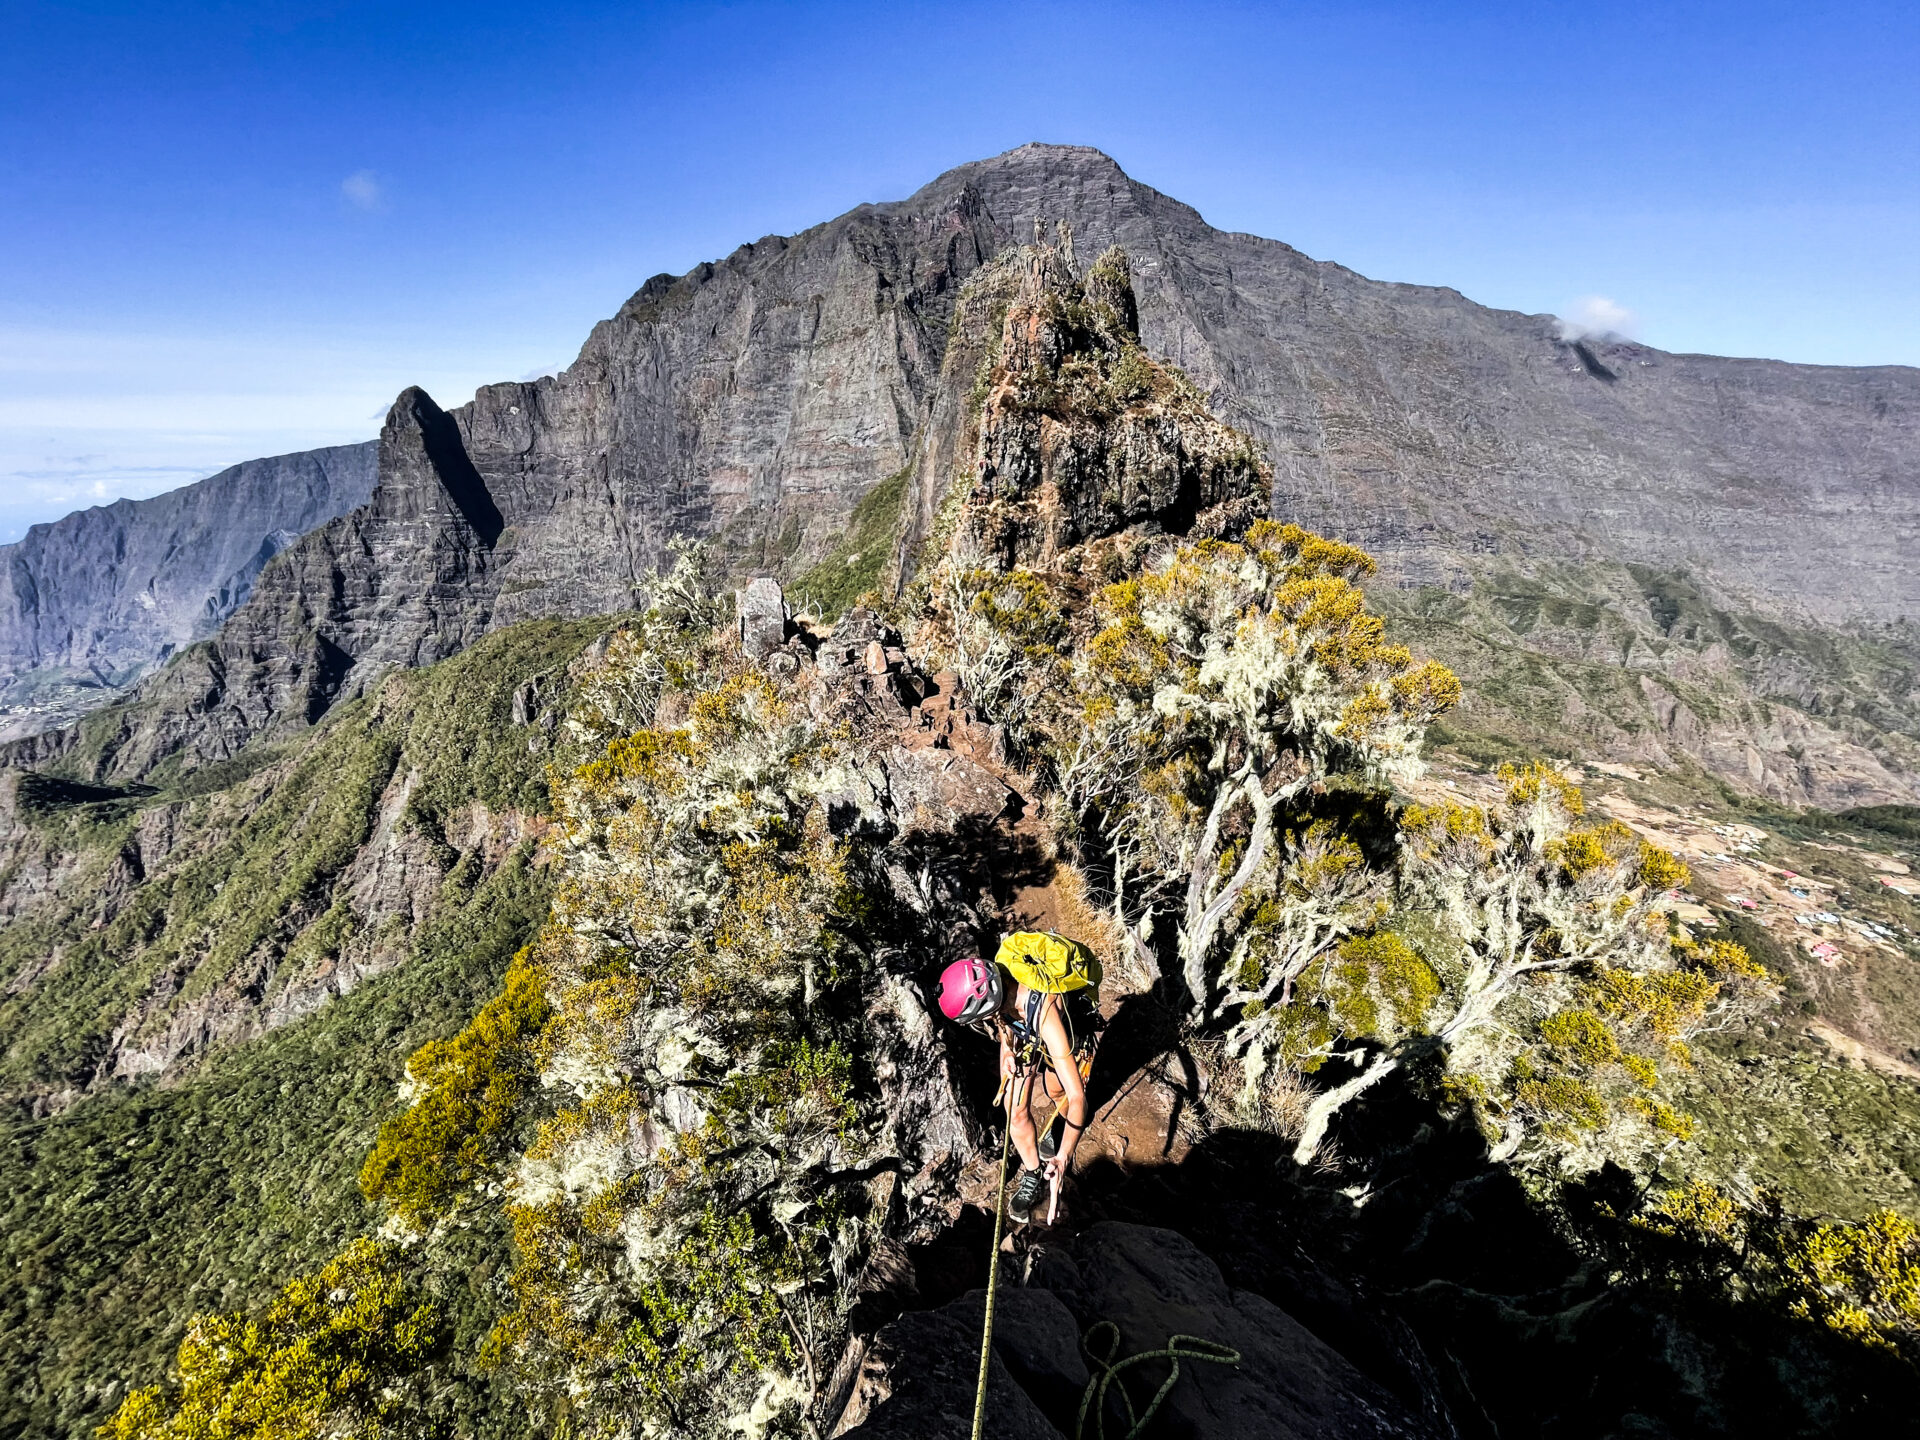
[1037,1114,1063,1163]
[1007,1167,1048,1225]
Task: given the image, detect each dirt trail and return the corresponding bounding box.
[894,665,1210,1245]
[1807,1019,1920,1081]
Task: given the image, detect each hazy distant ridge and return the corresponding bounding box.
[0,443,377,705]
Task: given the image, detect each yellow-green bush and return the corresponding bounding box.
[1611,1181,1920,1364]
[358,946,551,1226]
[1384,770,1771,1170]
[475,639,874,1437]
[1781,1208,1920,1356]
[100,1239,437,1440]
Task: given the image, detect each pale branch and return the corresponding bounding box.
[1292,1049,1400,1165]
[1182,760,1251,930]
[1185,779,1275,1003]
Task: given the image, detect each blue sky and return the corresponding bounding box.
[3,0,1917,539]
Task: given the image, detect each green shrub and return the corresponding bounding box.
[360,947,553,1226]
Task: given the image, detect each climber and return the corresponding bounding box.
[936,932,1100,1226]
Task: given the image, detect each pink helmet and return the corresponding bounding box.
[936,956,1002,1024]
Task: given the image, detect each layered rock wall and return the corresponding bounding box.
[0,442,375,718]
[15,145,1920,795]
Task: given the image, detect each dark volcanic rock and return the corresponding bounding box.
[831,1297,1065,1439]
[952,240,1270,569]
[13,391,505,777]
[837,1223,1447,1439]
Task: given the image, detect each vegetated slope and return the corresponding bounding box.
[1405,754,1920,1222]
[0,615,626,1437]
[13,238,1919,1440]
[15,145,1917,804]
[1386,562,1920,809]
[0,442,377,738]
[0,614,618,1112]
[0,850,541,1438]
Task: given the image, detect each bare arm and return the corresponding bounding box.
[1039,1000,1088,1171]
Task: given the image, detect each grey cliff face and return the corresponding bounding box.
[18,144,1920,800]
[22,390,508,778]
[954,240,1269,568]
[0,442,376,734]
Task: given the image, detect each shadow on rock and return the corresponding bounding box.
[836,1056,1920,1439]
[836,1220,1441,1440]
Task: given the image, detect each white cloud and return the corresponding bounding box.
[1557,295,1640,342]
[341,170,384,211]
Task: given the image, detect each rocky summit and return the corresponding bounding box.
[9,144,1918,804]
[3,149,1919,1440]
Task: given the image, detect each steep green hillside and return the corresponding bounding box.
[1382,561,1920,809]
[0,616,622,1438]
[789,466,911,618]
[0,851,542,1437]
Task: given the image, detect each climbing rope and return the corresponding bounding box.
[1074,1320,1242,1440]
[969,1112,1014,1440]
[967,1082,1237,1440]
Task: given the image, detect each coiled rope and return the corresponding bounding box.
[970,1071,1235,1440]
[1074,1321,1242,1440]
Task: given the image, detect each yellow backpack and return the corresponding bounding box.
[994,931,1102,998]
[995,932,1104,1078]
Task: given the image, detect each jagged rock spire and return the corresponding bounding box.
[961,240,1269,567]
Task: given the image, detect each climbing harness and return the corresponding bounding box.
[969,1117,1014,1440]
[1074,1321,1243,1440]
[967,933,1112,1435]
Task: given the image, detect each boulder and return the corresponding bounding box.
[1033,1224,1444,1439]
[738,577,789,659]
[883,747,1015,834]
[831,1301,1063,1439]
[840,1223,1448,1440]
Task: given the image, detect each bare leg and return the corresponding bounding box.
[1007,1075,1040,1171]
[1040,1071,1066,1120]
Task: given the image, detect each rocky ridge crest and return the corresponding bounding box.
[10,144,1920,804]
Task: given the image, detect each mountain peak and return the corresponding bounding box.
[9,148,1920,812]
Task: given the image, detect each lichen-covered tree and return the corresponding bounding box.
[485,662,877,1437]
[932,517,1771,1173]
[1234,763,1773,1165]
[351,553,883,1439]
[1055,523,1458,1016]
[564,539,730,746]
